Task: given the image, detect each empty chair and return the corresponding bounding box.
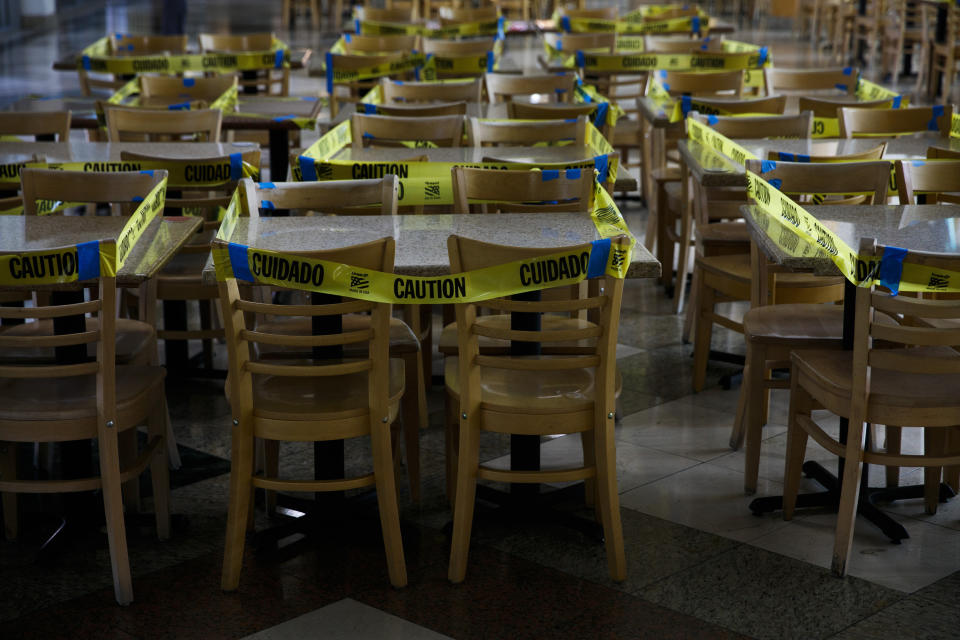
[199,32,289,96]
[137,74,238,109]
[484,72,578,103]
[656,70,745,97]
[78,34,187,96]
[762,66,859,95]
[839,105,955,137]
[350,113,464,147]
[328,52,415,116]
[543,31,617,54]
[380,76,483,103]
[894,159,960,204]
[368,101,468,116]
[104,106,222,142]
[437,5,498,23]
[507,101,610,139]
[451,166,595,213]
[466,115,586,146]
[0,111,71,141]
[358,6,418,22]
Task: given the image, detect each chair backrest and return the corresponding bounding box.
[451,166,595,213]
[240,176,399,216]
[20,169,168,216]
[199,33,274,52]
[422,37,495,56]
[216,236,397,425]
[506,101,606,137]
[329,53,412,116]
[674,94,788,116]
[839,105,955,137]
[657,69,744,97]
[564,7,619,20]
[198,32,288,96]
[104,106,222,142]
[110,34,187,55]
[438,5,498,23]
[446,234,624,416]
[467,115,586,146]
[370,101,468,116]
[544,32,617,54]
[894,159,960,204]
[380,77,483,103]
[797,96,895,118]
[138,74,237,104]
[744,158,890,204]
[358,6,417,21]
[767,142,888,162]
[927,145,960,159]
[342,34,419,54]
[645,36,726,53]
[691,111,813,138]
[351,113,464,147]
[485,72,577,103]
[0,111,71,141]
[763,67,859,94]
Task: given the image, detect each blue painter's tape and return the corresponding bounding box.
[301,96,317,101]
[230,153,242,181]
[757,46,768,67]
[692,16,701,35]
[564,118,577,123]
[344,32,351,42]
[835,83,848,91]
[681,94,692,115]
[76,241,100,280]
[362,103,378,114]
[586,238,611,278]
[228,243,254,282]
[879,245,907,295]
[498,16,505,39]
[555,40,562,51]
[769,178,783,190]
[274,114,297,122]
[707,115,719,126]
[576,50,585,68]
[182,77,195,87]
[139,171,154,177]
[594,154,609,183]
[261,200,275,210]
[299,155,317,181]
[797,154,811,162]
[912,160,926,167]
[928,104,944,130]
[843,66,853,76]
[274,49,284,69]
[354,18,360,33]
[486,50,494,72]
[555,88,567,94]
[127,44,134,51]
[541,169,560,181]
[362,132,374,139]
[168,102,191,110]
[325,52,334,95]
[115,32,124,40]
[659,69,667,80]
[777,152,794,161]
[259,182,276,189]
[82,55,91,70]
[892,95,902,108]
[662,82,671,91]
[760,160,777,173]
[132,196,144,203]
[394,79,403,85]
[565,168,581,180]
[561,15,571,32]
[595,101,609,128]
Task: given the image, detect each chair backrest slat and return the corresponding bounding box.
[0,111,71,141]
[451,166,595,213]
[467,115,586,147]
[243,177,399,215]
[894,159,960,204]
[350,113,464,148]
[840,105,954,137]
[484,72,578,103]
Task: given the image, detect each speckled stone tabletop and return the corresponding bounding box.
[0,215,202,286]
[742,204,960,275]
[201,212,659,285]
[0,141,260,164]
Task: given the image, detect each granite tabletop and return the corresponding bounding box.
[0,215,202,287]
[637,93,867,128]
[742,203,960,276]
[201,212,659,285]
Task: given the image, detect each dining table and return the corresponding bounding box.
[741,202,960,542]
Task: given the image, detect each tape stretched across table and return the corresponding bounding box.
[688,117,960,293]
[561,13,708,34]
[106,78,239,113]
[356,17,504,38]
[0,240,117,286]
[0,157,259,187]
[116,177,168,269]
[574,50,767,73]
[78,36,291,75]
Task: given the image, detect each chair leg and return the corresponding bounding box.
[884,425,902,488]
[263,439,279,516]
[448,413,480,583]
[691,279,715,392]
[945,427,960,492]
[199,300,214,369]
[147,402,171,541]
[923,428,945,515]
[165,403,182,470]
[370,417,408,588]
[783,379,811,521]
[594,415,626,582]
[98,421,134,605]
[644,184,658,253]
[311,0,321,29]
[401,352,421,502]
[580,431,596,509]
[0,442,17,541]
[682,264,700,343]
[743,346,767,495]
[221,420,255,591]
[119,428,141,513]
[730,359,749,450]
[832,418,867,577]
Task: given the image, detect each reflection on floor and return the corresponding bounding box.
[2,3,959,639]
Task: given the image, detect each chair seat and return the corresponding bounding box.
[444,356,621,414]
[792,347,960,419]
[744,303,843,344]
[0,318,154,364]
[252,357,405,420]
[0,365,165,425]
[256,314,419,356]
[438,314,597,355]
[697,253,843,288]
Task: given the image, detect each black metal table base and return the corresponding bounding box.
[749,461,956,543]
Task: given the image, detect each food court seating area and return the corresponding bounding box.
[0,0,959,638]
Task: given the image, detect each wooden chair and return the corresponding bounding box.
[422,38,497,79]
[0,240,170,605]
[784,238,960,576]
[762,67,859,95]
[369,101,468,117]
[466,115,586,146]
[894,159,960,204]
[445,234,627,583]
[438,5,499,23]
[137,74,238,109]
[451,166,595,213]
[767,142,888,162]
[358,6,418,22]
[929,3,960,102]
[563,7,618,20]
[690,159,890,393]
[0,111,71,141]
[380,76,484,103]
[727,157,891,493]
[119,150,260,369]
[239,177,428,503]
[881,0,927,86]
[484,72,577,103]
[927,145,960,159]
[199,33,289,96]
[658,69,745,97]
[496,0,531,20]
[852,0,895,67]
[328,53,414,117]
[350,113,464,147]
[104,106,222,142]
[542,31,617,54]
[797,96,896,120]
[78,34,187,96]
[216,236,407,590]
[342,34,419,54]
[507,101,610,140]
[645,36,726,53]
[839,105,955,137]
[282,0,322,29]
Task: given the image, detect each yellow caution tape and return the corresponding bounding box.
[0,240,117,286]
[0,156,259,187]
[117,177,167,269]
[78,36,291,75]
[356,16,505,38]
[951,112,960,138]
[560,14,708,35]
[573,50,767,72]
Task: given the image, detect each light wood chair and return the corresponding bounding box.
[137,74,238,109]
[767,143,888,162]
[423,37,496,56]
[645,36,726,53]
[350,113,464,147]
[466,115,586,146]
[852,0,895,67]
[798,96,897,121]
[484,72,577,103]
[881,0,927,86]
[422,38,497,78]
[282,0,322,29]
[239,177,428,503]
[727,157,891,494]
[438,5,499,23]
[445,234,627,583]
[762,66,859,95]
[507,101,610,140]
[542,31,617,54]
[368,101,468,117]
[784,238,960,576]
[690,159,891,393]
[0,111,71,141]
[927,145,960,159]
[839,105,955,137]
[342,34,419,54]
[216,236,407,590]
[199,33,289,96]
[894,159,960,204]
[358,6,418,22]
[0,240,170,605]
[103,106,222,142]
[328,53,414,117]
[451,165,595,213]
[929,3,960,102]
[78,35,187,96]
[496,0,531,20]
[657,69,745,97]
[380,77,484,103]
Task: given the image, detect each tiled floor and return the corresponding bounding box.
[2,3,960,639]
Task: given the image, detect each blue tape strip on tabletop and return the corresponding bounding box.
[912,161,926,167]
[760,160,777,173]
[586,238,611,278]
[541,169,559,181]
[82,55,91,70]
[183,78,196,87]
[273,114,297,121]
[230,153,242,181]
[140,170,154,176]
[594,154,609,184]
[691,16,700,35]
[595,101,609,127]
[892,95,903,108]
[707,115,719,125]
[259,182,276,188]
[274,49,285,69]
[76,241,101,280]
[768,178,782,190]
[835,83,848,91]
[555,40,562,51]
[565,168,581,180]
[344,33,351,42]
[486,50,494,72]
[681,95,692,115]
[228,243,254,282]
[561,15,571,32]
[168,102,191,110]
[301,96,317,101]
[325,52,334,95]
[843,66,853,75]
[928,105,944,131]
[879,246,908,295]
[576,50,585,68]
[261,200,275,209]
[299,155,317,181]
[362,103,378,114]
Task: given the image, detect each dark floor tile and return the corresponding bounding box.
[911,568,960,609]
[827,595,960,640]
